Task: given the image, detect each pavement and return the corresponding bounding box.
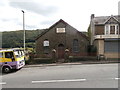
[23,60,120,68]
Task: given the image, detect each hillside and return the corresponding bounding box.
[2,29,44,48]
[2,29,88,48]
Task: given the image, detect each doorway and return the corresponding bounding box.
[58,44,65,59]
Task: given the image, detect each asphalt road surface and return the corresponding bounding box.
[1,63,118,88]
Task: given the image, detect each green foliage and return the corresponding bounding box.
[87,25,91,40]
[2,30,44,48]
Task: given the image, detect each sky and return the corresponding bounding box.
[0,0,119,32]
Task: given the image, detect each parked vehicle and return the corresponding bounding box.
[0,48,25,73]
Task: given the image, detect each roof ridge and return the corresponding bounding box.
[35,19,88,40]
[94,15,119,18]
[36,19,67,40]
[93,15,120,25]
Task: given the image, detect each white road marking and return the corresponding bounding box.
[32,79,86,84]
[0,82,6,85]
[114,78,120,80]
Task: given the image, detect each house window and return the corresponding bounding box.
[43,39,49,54]
[116,25,119,34]
[73,39,79,52]
[105,24,119,35]
[105,25,109,35]
[110,25,115,34]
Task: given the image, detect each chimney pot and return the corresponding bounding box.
[91,14,95,19]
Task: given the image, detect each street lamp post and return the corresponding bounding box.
[21,10,25,53]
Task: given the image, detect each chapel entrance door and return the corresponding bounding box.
[58,44,65,59]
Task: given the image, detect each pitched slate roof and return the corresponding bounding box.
[36,19,66,40]
[36,19,89,40]
[93,15,120,25]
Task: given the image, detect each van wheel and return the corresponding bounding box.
[2,66,11,73]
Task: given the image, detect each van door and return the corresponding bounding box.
[0,52,3,64]
[4,52,15,62]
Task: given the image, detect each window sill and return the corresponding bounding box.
[94,35,120,39]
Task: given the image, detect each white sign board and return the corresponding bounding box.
[56,28,65,33]
[43,41,49,46]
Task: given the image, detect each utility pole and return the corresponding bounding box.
[21,10,25,53]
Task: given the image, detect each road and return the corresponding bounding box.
[1,63,118,88]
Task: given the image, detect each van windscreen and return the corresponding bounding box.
[14,51,21,58]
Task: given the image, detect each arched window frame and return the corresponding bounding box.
[73,39,79,53]
[43,39,50,54]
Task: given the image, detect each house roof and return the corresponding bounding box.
[36,19,89,40]
[93,15,120,25]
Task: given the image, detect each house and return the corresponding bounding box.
[90,14,120,59]
[35,19,89,62]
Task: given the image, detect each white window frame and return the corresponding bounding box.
[105,24,119,35]
[43,40,49,46]
[116,25,119,34]
[105,25,109,35]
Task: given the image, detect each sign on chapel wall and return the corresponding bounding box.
[56,28,66,33]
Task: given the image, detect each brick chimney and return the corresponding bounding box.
[91,14,95,19]
[90,14,95,45]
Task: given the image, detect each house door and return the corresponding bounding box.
[58,44,65,59]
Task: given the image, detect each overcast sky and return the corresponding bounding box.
[0,0,119,32]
